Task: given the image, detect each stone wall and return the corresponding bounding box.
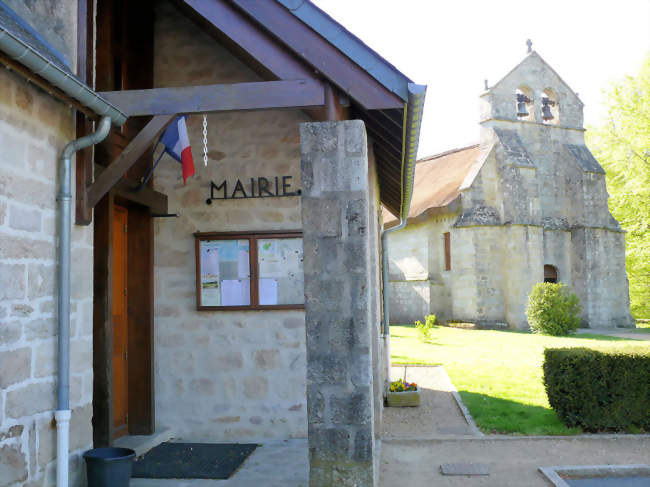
[0,57,92,487]
[300,120,378,486]
[151,1,309,441]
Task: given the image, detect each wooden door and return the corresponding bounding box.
[112,205,129,438]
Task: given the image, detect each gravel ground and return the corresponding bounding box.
[382,365,475,438]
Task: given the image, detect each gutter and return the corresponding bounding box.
[381,83,426,387]
[56,116,112,487]
[0,24,127,125]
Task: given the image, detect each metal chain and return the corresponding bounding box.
[202,114,208,167]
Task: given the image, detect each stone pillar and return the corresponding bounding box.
[300,121,376,486]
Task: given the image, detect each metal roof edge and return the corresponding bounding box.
[277,0,411,102]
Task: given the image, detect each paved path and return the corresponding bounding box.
[575,328,650,340]
[382,365,478,438]
[380,436,650,487]
[380,364,650,486]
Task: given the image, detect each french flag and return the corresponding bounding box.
[159,115,195,184]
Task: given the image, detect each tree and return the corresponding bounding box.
[586,55,650,319]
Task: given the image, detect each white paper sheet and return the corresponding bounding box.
[259,278,278,305]
[201,286,221,306]
[221,279,250,306]
[237,250,249,278]
[201,245,220,278]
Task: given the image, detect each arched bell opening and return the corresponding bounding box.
[515,86,534,121]
[541,89,559,125]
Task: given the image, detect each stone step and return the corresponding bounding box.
[114,426,175,457]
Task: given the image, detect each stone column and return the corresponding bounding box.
[300,121,376,486]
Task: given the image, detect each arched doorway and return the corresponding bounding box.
[544,265,558,283]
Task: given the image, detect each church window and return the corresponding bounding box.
[541,89,559,124]
[544,265,558,283]
[515,87,534,121]
[444,232,451,271]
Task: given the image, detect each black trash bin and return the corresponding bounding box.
[83,447,135,487]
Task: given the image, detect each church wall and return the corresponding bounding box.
[543,230,572,287]
[387,215,456,324]
[387,221,431,324]
[572,228,633,328]
[152,2,309,441]
[504,225,544,329]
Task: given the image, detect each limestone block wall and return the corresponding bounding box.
[543,230,572,287]
[387,216,455,324]
[504,225,544,328]
[152,1,309,441]
[571,228,633,328]
[0,69,93,485]
[300,120,377,486]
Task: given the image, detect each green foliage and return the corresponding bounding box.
[389,378,418,392]
[414,314,437,342]
[526,283,581,336]
[543,348,650,432]
[586,55,650,319]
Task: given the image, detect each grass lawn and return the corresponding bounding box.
[390,324,648,435]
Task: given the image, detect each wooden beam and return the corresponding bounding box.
[229,0,405,110]
[75,0,95,225]
[87,115,174,209]
[112,178,168,215]
[98,79,325,117]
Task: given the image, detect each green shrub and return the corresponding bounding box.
[543,348,650,432]
[414,314,437,342]
[526,283,581,336]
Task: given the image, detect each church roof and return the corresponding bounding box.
[384,144,479,226]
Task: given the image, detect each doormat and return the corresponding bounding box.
[131,442,258,479]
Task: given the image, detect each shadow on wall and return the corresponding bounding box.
[388,280,432,325]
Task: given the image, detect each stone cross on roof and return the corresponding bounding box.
[526,39,533,53]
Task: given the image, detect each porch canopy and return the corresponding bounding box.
[0,0,424,221]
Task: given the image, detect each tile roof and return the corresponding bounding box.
[384,144,479,224]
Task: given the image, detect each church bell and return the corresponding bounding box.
[516,93,530,118]
[542,97,555,121]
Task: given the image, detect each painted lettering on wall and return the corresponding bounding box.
[206,176,301,204]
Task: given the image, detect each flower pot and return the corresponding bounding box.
[387,386,420,407]
[83,447,135,487]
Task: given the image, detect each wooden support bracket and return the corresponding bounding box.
[86,114,174,211]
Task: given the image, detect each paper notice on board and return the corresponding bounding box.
[259,240,278,261]
[201,286,221,306]
[237,250,249,278]
[259,278,278,305]
[201,245,220,278]
[221,279,250,306]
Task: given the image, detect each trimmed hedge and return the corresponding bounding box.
[543,348,650,432]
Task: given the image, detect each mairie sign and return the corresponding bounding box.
[206,176,300,204]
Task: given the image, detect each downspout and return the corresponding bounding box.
[56,116,111,487]
[381,83,426,389]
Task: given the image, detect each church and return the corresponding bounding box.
[386,48,634,330]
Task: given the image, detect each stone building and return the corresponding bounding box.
[387,49,633,330]
[0,1,425,485]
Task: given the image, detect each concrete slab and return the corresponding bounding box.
[130,439,308,487]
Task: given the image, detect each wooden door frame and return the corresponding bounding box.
[93,193,155,446]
